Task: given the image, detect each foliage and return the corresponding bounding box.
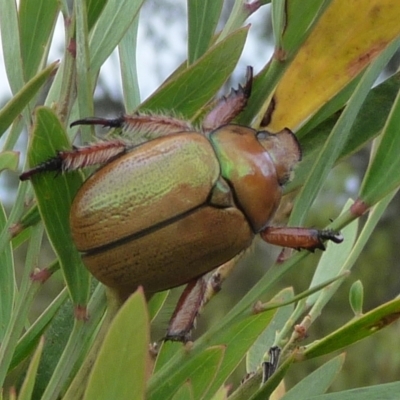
[1,0,400,399]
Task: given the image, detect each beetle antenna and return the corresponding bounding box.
[70,116,125,128]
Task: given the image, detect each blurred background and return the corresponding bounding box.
[1,0,399,392]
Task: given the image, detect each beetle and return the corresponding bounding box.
[20,67,342,340]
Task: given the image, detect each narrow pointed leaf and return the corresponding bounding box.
[119,15,140,112]
[187,0,223,63]
[303,297,400,359]
[17,338,45,400]
[140,27,249,117]
[86,0,107,31]
[26,107,89,305]
[0,203,14,341]
[89,0,144,75]
[349,280,364,316]
[9,287,67,372]
[19,0,59,80]
[281,354,345,400]
[0,62,58,137]
[151,346,225,400]
[171,381,194,400]
[308,381,400,400]
[84,289,150,400]
[359,86,400,206]
[246,288,294,372]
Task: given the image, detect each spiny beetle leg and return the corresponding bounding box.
[19,140,127,181]
[260,226,343,252]
[165,277,207,342]
[202,66,253,132]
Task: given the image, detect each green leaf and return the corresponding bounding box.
[26,107,89,306]
[281,354,345,400]
[349,280,364,316]
[171,381,194,400]
[118,15,140,112]
[304,297,400,359]
[0,202,14,342]
[86,0,107,31]
[0,62,58,137]
[84,288,150,400]
[246,288,294,372]
[209,385,229,400]
[187,0,223,63]
[9,286,67,372]
[0,151,19,173]
[75,0,95,131]
[0,0,24,93]
[17,337,45,400]
[156,346,225,400]
[89,0,144,76]
[148,291,169,322]
[359,80,400,206]
[19,0,59,80]
[308,381,400,400]
[153,341,182,375]
[307,202,358,307]
[141,27,249,117]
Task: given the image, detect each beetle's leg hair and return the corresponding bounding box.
[202,65,253,132]
[260,226,343,252]
[20,140,127,181]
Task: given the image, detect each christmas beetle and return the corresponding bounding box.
[21,67,342,340]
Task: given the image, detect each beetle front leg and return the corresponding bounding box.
[260,226,343,251]
[202,66,253,132]
[19,140,128,180]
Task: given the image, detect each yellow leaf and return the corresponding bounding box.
[266,0,400,131]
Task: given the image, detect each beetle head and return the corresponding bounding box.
[256,128,301,186]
